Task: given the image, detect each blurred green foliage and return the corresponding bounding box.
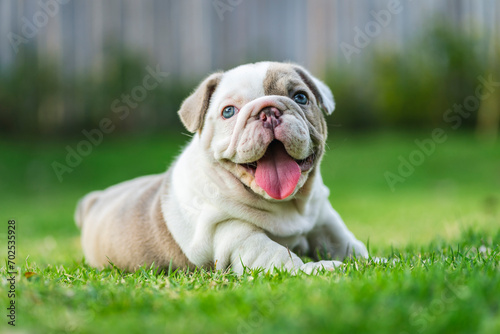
[325,23,495,129]
[0,22,497,137]
[0,46,193,137]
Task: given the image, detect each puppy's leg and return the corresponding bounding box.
[308,203,368,261]
[212,221,341,274]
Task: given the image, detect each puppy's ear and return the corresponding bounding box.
[178,72,223,133]
[293,66,335,115]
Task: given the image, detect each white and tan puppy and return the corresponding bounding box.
[75,62,368,274]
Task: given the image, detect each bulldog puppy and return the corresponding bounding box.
[75,61,368,274]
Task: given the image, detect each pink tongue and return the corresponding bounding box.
[255,141,301,200]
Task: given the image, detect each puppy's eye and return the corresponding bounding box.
[293,93,308,105]
[222,106,237,119]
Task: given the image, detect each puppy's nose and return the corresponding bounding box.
[259,107,282,129]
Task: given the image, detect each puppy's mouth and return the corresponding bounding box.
[239,140,315,200]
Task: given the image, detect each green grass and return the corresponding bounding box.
[1,130,499,333]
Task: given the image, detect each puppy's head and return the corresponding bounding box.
[178,62,334,201]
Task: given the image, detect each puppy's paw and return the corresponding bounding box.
[300,260,343,275]
[347,239,369,259]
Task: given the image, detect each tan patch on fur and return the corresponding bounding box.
[293,67,329,114]
[263,63,328,152]
[78,172,194,272]
[263,66,298,96]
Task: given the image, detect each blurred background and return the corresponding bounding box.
[0,0,499,257]
[1,0,499,137]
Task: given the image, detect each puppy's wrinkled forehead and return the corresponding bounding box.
[214,62,304,102]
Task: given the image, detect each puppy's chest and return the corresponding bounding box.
[262,207,317,253]
[237,200,317,235]
[267,233,310,256]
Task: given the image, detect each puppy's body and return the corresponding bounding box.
[76,172,193,270]
[76,62,367,274]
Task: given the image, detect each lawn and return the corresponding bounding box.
[1,130,499,333]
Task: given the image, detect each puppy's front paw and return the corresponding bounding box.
[350,239,369,258]
[300,260,343,275]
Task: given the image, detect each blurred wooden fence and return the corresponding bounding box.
[1,0,499,79]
